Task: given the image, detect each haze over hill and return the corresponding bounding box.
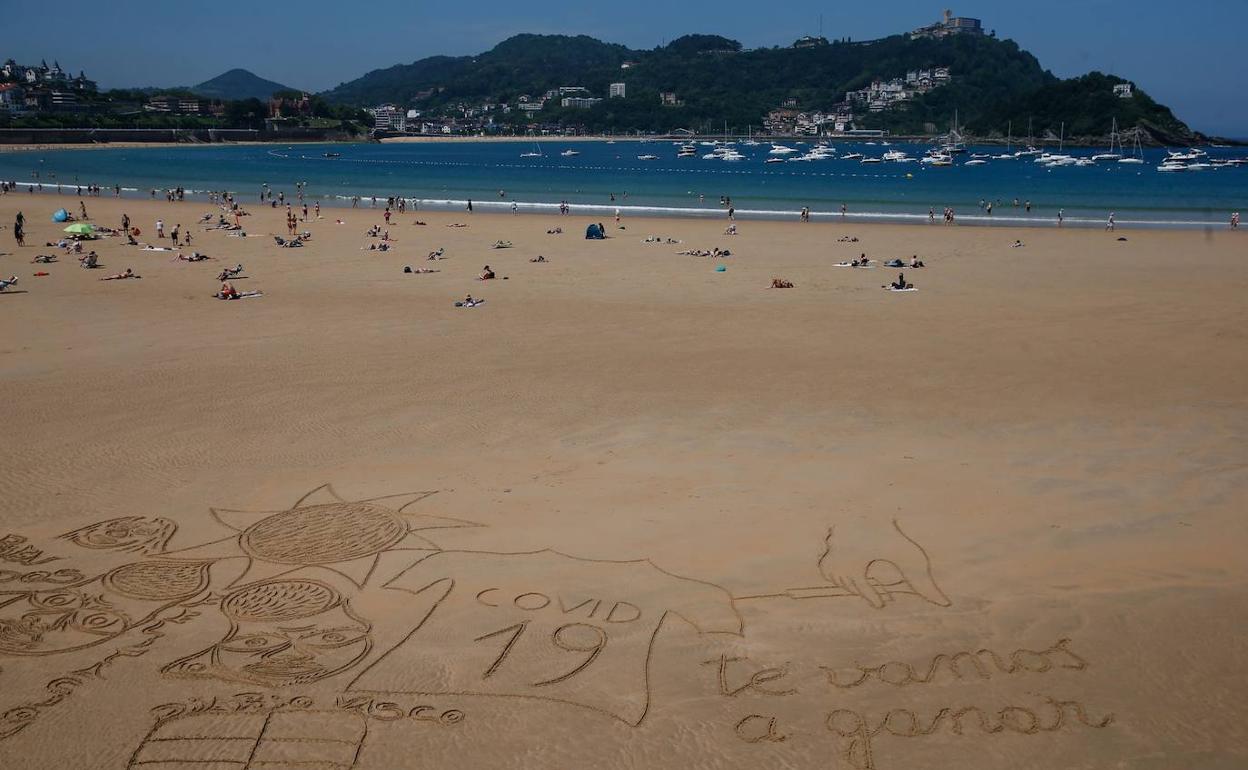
[191,68,295,101]
[320,32,1199,142]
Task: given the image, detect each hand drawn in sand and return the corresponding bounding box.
[348,549,743,726]
[737,519,951,609]
[162,578,373,688]
[159,484,481,589]
[59,516,178,555]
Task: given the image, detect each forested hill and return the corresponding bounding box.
[321,32,1200,142]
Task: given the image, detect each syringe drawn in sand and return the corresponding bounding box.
[737,519,951,609]
[159,483,482,588]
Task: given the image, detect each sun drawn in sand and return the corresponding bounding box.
[161,484,481,589]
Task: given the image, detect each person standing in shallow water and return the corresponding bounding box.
[467,199,473,214]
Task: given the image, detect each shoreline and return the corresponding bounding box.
[2,182,1239,231]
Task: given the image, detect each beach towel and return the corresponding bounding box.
[142,246,174,251]
[884,287,918,292]
[454,300,486,308]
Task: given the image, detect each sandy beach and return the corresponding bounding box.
[0,192,1246,769]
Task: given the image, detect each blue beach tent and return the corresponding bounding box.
[585,223,604,239]
[52,208,69,222]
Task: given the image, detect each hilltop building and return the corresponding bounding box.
[1,58,96,91]
[910,9,984,40]
[1113,83,1134,98]
[609,82,626,99]
[560,96,602,109]
[793,36,830,49]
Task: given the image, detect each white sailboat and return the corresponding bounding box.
[1092,118,1123,162]
[1118,130,1145,164]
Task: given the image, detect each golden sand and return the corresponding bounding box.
[0,194,1245,768]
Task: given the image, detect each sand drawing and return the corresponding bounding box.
[822,638,1089,689]
[160,484,481,589]
[826,696,1115,770]
[59,516,179,555]
[347,548,743,726]
[1,608,200,740]
[129,698,369,770]
[0,561,211,655]
[736,519,952,609]
[162,578,374,688]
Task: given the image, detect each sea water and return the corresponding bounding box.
[1,141,1245,228]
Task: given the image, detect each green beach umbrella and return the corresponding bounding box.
[63,223,95,235]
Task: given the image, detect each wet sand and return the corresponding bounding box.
[0,194,1246,769]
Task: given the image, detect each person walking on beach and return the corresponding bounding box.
[467,199,473,214]
[156,219,165,238]
[841,203,847,217]
[1106,212,1116,231]
[1231,212,1239,229]
[512,202,519,215]
[1057,209,1064,227]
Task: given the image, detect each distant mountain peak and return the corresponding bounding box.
[192,69,295,101]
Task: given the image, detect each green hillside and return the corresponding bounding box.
[320,32,1200,141]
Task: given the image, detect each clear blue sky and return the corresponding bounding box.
[4,0,1244,135]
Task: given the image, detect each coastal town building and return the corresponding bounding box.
[269,93,312,118]
[1,58,96,92]
[845,66,952,112]
[560,96,602,109]
[368,104,406,132]
[659,92,682,106]
[910,9,984,40]
[609,82,626,99]
[0,83,24,112]
[145,97,202,114]
[1113,83,1134,98]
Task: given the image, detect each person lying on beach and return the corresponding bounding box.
[79,252,99,268]
[885,273,912,290]
[884,258,905,268]
[837,235,860,243]
[126,233,139,246]
[366,242,391,251]
[199,214,213,224]
[101,268,140,281]
[770,278,794,289]
[492,240,513,249]
[455,294,484,307]
[851,255,871,267]
[724,224,738,235]
[1011,240,1024,248]
[547,227,563,234]
[479,265,496,280]
[413,220,427,226]
[31,254,56,264]
[0,275,17,291]
[447,223,468,228]
[214,282,262,300]
[424,248,445,261]
[403,265,439,274]
[217,264,244,281]
[274,236,304,248]
[529,255,547,263]
[909,256,926,268]
[176,252,211,262]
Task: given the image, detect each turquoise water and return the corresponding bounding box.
[1,141,1246,228]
